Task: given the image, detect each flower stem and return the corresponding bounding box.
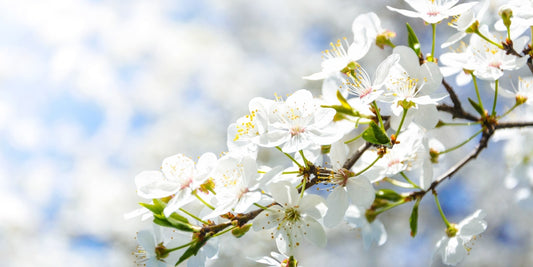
[474,29,504,49]
[438,128,484,154]
[395,107,408,138]
[371,101,385,131]
[299,150,310,168]
[400,171,421,189]
[213,226,236,237]
[179,208,209,225]
[194,191,215,210]
[433,192,451,228]
[354,155,380,176]
[499,103,520,118]
[166,240,196,253]
[492,79,499,116]
[438,121,481,127]
[276,146,302,168]
[344,130,365,144]
[431,23,436,59]
[471,74,486,117]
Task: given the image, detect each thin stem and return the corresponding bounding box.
[276,146,302,168]
[213,226,236,237]
[492,79,499,116]
[474,29,504,49]
[194,191,215,210]
[438,128,484,155]
[431,23,436,59]
[400,172,421,190]
[354,155,381,176]
[531,26,533,48]
[281,170,300,174]
[375,199,407,215]
[395,107,408,138]
[433,192,451,228]
[179,208,209,225]
[166,240,196,253]
[471,74,486,117]
[438,121,482,127]
[372,101,385,131]
[253,203,270,210]
[344,130,365,144]
[299,150,309,168]
[383,177,415,188]
[498,103,520,118]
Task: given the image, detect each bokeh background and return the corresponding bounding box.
[1,0,531,266]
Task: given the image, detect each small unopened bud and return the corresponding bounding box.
[446,224,459,237]
[499,7,513,29]
[429,148,440,163]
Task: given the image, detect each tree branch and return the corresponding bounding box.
[496,121,533,129]
[343,142,372,170]
[437,79,479,121]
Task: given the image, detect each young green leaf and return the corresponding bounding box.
[406,23,421,57]
[468,97,485,116]
[409,198,421,237]
[362,121,390,145]
[376,189,403,202]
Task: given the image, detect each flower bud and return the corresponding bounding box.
[464,20,479,34]
[499,7,513,29]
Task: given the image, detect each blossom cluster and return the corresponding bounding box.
[129,0,533,266]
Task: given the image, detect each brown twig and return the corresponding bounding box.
[437,79,480,121]
[496,121,533,129]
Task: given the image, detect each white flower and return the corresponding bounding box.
[134,153,217,217]
[345,205,387,249]
[495,0,533,38]
[204,153,261,219]
[492,76,533,105]
[441,9,476,48]
[352,12,396,49]
[252,182,326,255]
[387,0,478,24]
[254,251,299,267]
[384,46,444,129]
[135,226,189,267]
[262,89,342,153]
[434,209,488,266]
[304,16,371,80]
[464,27,528,81]
[344,54,400,105]
[227,97,275,157]
[322,142,376,227]
[439,48,474,86]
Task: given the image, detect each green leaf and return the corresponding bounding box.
[231,224,252,238]
[375,189,402,202]
[409,198,421,237]
[167,214,196,232]
[406,23,421,57]
[175,237,209,266]
[139,202,163,214]
[153,217,173,228]
[468,97,485,116]
[362,121,390,145]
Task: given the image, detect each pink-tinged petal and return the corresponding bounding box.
[387,6,423,19]
[324,187,349,227]
[303,217,327,247]
[345,176,375,208]
[442,237,466,265]
[135,170,180,199]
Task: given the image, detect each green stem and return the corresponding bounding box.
[471,74,486,117]
[179,208,209,225]
[438,128,484,154]
[281,170,300,174]
[400,172,421,190]
[499,103,520,118]
[166,240,196,253]
[193,191,215,210]
[395,107,408,138]
[438,121,482,127]
[253,203,270,210]
[276,146,302,168]
[375,199,407,215]
[431,23,436,59]
[433,192,451,228]
[299,150,309,168]
[213,226,236,237]
[371,101,385,131]
[344,130,365,144]
[354,155,381,176]
[492,79,499,116]
[474,29,504,49]
[383,177,415,188]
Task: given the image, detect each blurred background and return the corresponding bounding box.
[0,0,531,266]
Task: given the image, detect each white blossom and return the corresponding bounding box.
[387,0,478,24]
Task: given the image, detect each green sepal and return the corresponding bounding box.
[362,121,390,145]
[167,213,196,232]
[139,202,164,214]
[406,23,422,57]
[231,224,252,238]
[468,97,485,116]
[375,189,402,202]
[153,217,173,228]
[409,198,421,237]
[322,90,359,119]
[175,236,209,266]
[288,255,298,267]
